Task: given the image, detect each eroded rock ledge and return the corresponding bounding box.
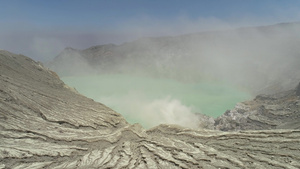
[215,83,300,131]
[1,50,300,168]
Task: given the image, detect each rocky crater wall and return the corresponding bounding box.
[1,50,300,168]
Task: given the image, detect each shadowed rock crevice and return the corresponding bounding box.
[296,82,300,96]
[1,50,300,168]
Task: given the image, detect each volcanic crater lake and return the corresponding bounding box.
[62,74,251,128]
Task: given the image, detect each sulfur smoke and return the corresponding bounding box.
[53,22,300,128]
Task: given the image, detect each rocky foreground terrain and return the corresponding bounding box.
[214,83,300,131]
[1,50,300,168]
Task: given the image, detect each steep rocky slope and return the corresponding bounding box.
[215,83,300,131]
[1,50,300,168]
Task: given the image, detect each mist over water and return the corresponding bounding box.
[62,74,251,128]
[52,23,300,95]
[52,22,300,129]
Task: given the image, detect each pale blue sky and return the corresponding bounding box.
[1,0,300,61]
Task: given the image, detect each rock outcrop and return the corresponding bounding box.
[296,82,300,96]
[1,50,300,168]
[215,86,300,131]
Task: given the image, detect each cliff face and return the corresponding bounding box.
[214,85,300,131]
[1,50,300,168]
[296,82,300,96]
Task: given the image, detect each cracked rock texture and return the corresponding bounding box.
[215,84,300,131]
[1,50,300,168]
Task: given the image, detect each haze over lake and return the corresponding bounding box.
[62,74,251,128]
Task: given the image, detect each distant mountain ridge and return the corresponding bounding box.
[47,22,300,94]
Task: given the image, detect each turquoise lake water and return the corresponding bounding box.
[62,74,251,128]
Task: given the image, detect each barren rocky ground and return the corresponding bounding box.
[214,83,300,131]
[1,50,300,168]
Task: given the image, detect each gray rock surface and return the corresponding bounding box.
[1,50,300,168]
[296,82,300,96]
[215,86,300,131]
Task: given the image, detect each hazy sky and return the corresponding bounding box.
[1,0,300,61]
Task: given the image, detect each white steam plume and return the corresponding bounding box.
[99,92,200,129]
